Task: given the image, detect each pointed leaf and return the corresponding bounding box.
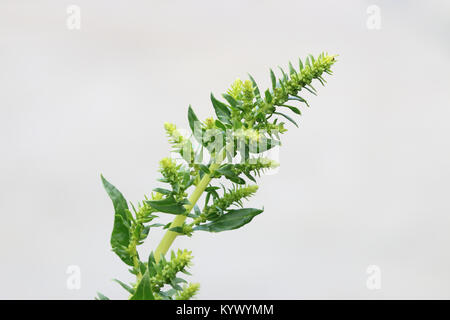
[198,164,210,174]
[298,57,304,71]
[274,112,298,128]
[188,105,200,134]
[96,292,110,300]
[247,74,261,98]
[194,208,263,232]
[210,93,231,124]
[153,188,172,195]
[222,93,239,109]
[264,89,273,104]
[289,62,296,75]
[147,196,186,215]
[113,279,135,294]
[270,69,277,90]
[130,269,155,300]
[280,104,301,115]
[278,66,288,81]
[101,175,133,266]
[288,95,310,107]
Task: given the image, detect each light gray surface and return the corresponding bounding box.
[0,0,449,299]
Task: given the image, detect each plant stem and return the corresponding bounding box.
[154,163,220,262]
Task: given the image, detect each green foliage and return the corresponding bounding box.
[193,208,263,233]
[99,53,337,299]
[130,269,154,300]
[101,175,133,266]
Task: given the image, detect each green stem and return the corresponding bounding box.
[154,163,220,262]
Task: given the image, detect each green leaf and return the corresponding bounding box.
[188,105,199,133]
[216,166,246,184]
[243,171,256,182]
[264,89,273,104]
[101,175,133,266]
[147,196,187,215]
[274,112,299,128]
[113,279,135,294]
[288,95,310,107]
[194,204,202,217]
[188,105,205,144]
[210,93,231,124]
[303,86,317,96]
[169,226,184,233]
[214,119,227,131]
[305,56,311,67]
[270,69,277,90]
[153,187,172,195]
[148,223,165,228]
[298,57,304,71]
[248,137,280,153]
[289,61,297,75]
[280,104,301,115]
[95,292,110,300]
[194,208,263,232]
[222,93,239,109]
[147,252,157,277]
[198,164,210,174]
[278,67,288,81]
[247,74,261,98]
[130,269,155,300]
[279,78,286,95]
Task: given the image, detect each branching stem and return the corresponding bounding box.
[154,151,226,262]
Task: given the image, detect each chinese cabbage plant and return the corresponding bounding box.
[98,53,337,300]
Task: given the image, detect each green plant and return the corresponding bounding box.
[98,53,337,300]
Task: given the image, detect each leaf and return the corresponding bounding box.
[148,223,165,228]
[113,279,135,294]
[280,104,301,115]
[274,112,299,128]
[210,93,231,124]
[198,164,210,174]
[188,105,205,144]
[173,277,187,284]
[194,204,202,217]
[289,61,297,75]
[288,95,310,107]
[153,187,172,195]
[278,66,288,81]
[95,292,110,300]
[305,56,311,67]
[303,86,317,96]
[247,74,261,98]
[214,119,227,131]
[147,196,186,215]
[169,226,184,234]
[270,69,277,90]
[130,269,155,300]
[163,222,172,229]
[248,137,280,153]
[101,175,133,266]
[188,105,200,133]
[216,166,246,184]
[243,171,256,182]
[264,89,273,104]
[222,93,239,109]
[298,57,304,71]
[147,252,157,277]
[194,208,263,232]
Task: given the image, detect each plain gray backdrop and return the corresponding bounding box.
[0,0,449,299]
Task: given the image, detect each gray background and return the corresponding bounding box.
[0,0,449,299]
